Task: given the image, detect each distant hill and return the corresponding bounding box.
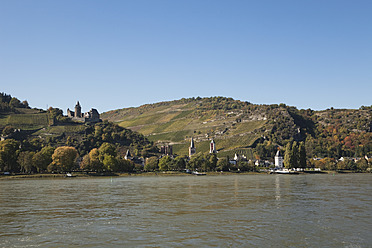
[101,97,372,159]
[0,92,154,157]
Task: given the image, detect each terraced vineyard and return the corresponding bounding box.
[102,98,270,157]
[0,108,50,130]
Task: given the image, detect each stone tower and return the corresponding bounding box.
[189,138,196,157]
[75,101,82,118]
[275,150,284,168]
[210,139,216,153]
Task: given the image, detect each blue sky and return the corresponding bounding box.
[1,0,371,113]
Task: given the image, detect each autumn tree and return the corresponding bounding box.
[0,139,20,172]
[33,146,54,172]
[356,158,369,172]
[80,154,91,171]
[49,146,78,172]
[80,148,103,171]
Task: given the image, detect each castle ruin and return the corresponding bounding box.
[67,101,101,123]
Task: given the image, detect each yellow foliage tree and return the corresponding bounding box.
[49,146,78,172]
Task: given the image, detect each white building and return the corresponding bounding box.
[275,150,284,168]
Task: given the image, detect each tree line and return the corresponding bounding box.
[0,139,138,173]
[144,152,258,173]
[0,92,29,112]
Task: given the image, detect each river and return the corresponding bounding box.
[1,174,371,247]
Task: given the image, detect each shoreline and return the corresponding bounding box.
[0,170,367,180]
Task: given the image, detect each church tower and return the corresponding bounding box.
[210,139,216,153]
[75,101,82,118]
[189,138,196,157]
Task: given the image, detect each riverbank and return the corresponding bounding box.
[1,170,368,180]
[0,171,258,179]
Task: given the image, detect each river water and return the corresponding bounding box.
[0,174,371,247]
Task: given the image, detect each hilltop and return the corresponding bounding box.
[0,92,155,158]
[102,97,372,159]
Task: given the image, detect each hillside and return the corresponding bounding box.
[0,93,154,158]
[102,98,263,157]
[102,97,372,159]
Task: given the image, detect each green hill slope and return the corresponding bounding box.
[101,98,286,157]
[0,93,155,158]
[102,97,372,159]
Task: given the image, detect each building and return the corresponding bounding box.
[124,149,133,160]
[124,149,145,166]
[67,101,101,123]
[160,144,173,156]
[189,138,196,157]
[275,150,284,168]
[210,139,216,153]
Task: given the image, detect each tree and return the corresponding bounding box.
[314,158,336,170]
[89,148,103,171]
[9,97,22,108]
[2,126,14,136]
[80,148,104,171]
[292,141,299,168]
[80,154,91,171]
[102,154,118,171]
[21,100,29,108]
[0,139,20,172]
[337,159,357,171]
[172,156,186,171]
[204,153,217,171]
[298,142,307,168]
[117,158,135,172]
[33,146,54,172]
[216,157,230,171]
[17,151,35,173]
[49,146,78,172]
[188,153,204,171]
[47,107,63,119]
[145,157,158,171]
[284,142,293,168]
[356,158,369,172]
[158,156,172,171]
[209,153,218,171]
[99,143,116,157]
